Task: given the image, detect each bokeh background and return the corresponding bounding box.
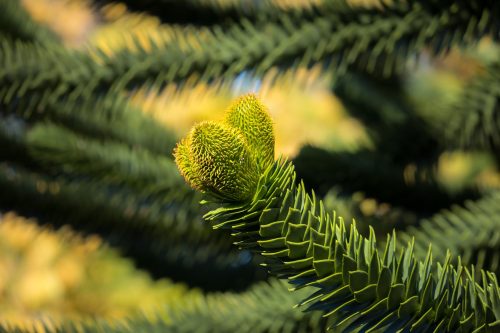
[1,0,499,332]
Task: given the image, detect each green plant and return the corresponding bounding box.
[2,0,500,332]
[175,94,500,332]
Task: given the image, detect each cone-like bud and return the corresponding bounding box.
[224,94,274,170]
[174,137,203,191]
[174,121,259,201]
[174,95,276,201]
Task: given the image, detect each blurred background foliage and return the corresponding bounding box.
[1,0,499,332]
[0,212,196,331]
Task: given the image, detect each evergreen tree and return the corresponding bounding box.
[1,0,499,332]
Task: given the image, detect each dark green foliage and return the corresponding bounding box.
[417,58,500,152]
[101,0,499,83]
[321,188,419,237]
[400,191,500,275]
[0,39,99,108]
[293,146,478,213]
[0,40,255,291]
[26,122,181,193]
[322,187,500,275]
[0,40,178,155]
[0,279,329,333]
[0,161,258,289]
[332,71,439,163]
[168,279,329,333]
[2,0,499,102]
[31,93,176,155]
[93,0,320,26]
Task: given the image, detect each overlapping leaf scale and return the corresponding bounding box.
[204,160,500,332]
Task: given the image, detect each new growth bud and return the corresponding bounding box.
[225,94,274,170]
[174,94,275,202]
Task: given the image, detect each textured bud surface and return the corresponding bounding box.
[174,96,276,202]
[175,121,260,201]
[174,137,203,191]
[224,94,274,170]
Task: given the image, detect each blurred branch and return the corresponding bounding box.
[293,146,479,213]
[417,58,500,153]
[0,0,58,43]
[399,190,500,275]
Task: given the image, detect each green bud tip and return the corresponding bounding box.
[224,93,275,170]
[174,95,276,202]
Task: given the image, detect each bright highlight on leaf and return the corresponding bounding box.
[174,94,275,201]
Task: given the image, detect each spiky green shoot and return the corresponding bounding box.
[174,95,274,201]
[174,94,500,332]
[174,121,259,201]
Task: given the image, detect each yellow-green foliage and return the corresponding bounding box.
[174,94,275,201]
[0,212,197,332]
